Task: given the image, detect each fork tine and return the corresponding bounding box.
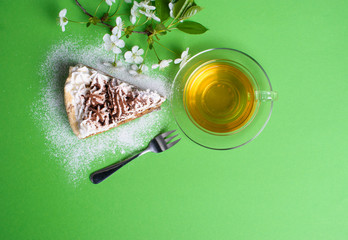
[166,138,181,149]
[160,130,176,138]
[165,134,178,143]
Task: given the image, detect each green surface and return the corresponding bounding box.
[1,0,348,239]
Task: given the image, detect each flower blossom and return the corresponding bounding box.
[174,48,190,68]
[103,34,125,54]
[124,46,144,64]
[139,0,156,11]
[59,9,68,32]
[169,2,175,18]
[130,0,160,24]
[139,0,160,22]
[129,64,148,75]
[105,0,116,6]
[130,1,140,24]
[139,9,160,22]
[112,17,124,38]
[152,59,173,70]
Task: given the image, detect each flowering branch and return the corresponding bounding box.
[58,0,208,75]
[74,0,114,28]
[74,0,92,17]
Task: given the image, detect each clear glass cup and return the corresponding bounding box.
[171,48,278,150]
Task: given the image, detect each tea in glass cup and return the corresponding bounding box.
[171,48,278,150]
[184,61,256,134]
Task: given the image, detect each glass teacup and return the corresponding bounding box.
[171,48,278,150]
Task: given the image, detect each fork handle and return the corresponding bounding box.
[90,152,141,184]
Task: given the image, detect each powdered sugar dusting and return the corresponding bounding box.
[32,37,172,185]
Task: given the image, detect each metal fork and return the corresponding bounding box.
[90,130,181,184]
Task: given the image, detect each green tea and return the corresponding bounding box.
[184,62,255,133]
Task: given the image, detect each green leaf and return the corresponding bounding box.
[155,0,170,22]
[176,20,208,34]
[181,5,202,19]
[86,22,91,28]
[173,0,193,19]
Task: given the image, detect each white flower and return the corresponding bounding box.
[129,64,148,75]
[139,0,156,11]
[124,46,144,64]
[152,59,173,70]
[169,2,174,18]
[105,0,116,6]
[139,9,160,22]
[130,1,140,24]
[131,0,159,24]
[112,17,124,38]
[139,64,149,73]
[59,9,68,32]
[174,48,190,68]
[103,34,125,54]
[125,0,133,3]
[137,0,159,21]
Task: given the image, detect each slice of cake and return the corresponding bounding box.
[64,64,166,139]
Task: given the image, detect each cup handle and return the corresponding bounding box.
[255,91,278,102]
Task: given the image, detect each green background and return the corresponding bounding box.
[1,0,348,239]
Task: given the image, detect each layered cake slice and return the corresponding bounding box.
[64,64,166,139]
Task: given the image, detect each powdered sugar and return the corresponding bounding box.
[32,37,172,185]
